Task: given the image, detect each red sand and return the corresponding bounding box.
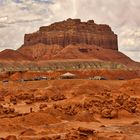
[0,79,139,139]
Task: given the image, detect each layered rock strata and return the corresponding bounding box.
[23,18,118,50]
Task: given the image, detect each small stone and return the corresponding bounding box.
[100,125,106,128]
[5,135,17,140]
[110,110,118,118]
[131,121,139,125]
[78,127,95,135]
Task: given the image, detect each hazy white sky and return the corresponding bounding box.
[0,0,140,62]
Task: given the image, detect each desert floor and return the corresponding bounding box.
[0,79,140,140]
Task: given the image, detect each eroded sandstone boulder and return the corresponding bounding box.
[5,135,17,140]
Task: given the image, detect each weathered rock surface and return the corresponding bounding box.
[0,49,30,61]
[5,135,17,140]
[23,18,118,50]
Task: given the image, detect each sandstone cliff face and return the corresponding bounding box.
[23,18,118,50]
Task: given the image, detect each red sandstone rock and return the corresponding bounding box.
[17,19,119,61]
[5,135,17,140]
[0,49,30,61]
[23,18,118,50]
[18,43,63,60]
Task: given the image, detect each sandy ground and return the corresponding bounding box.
[0,79,140,140]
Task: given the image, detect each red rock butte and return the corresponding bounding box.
[23,18,118,50]
[0,18,139,71]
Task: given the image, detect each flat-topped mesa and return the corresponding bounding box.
[24,18,118,50]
